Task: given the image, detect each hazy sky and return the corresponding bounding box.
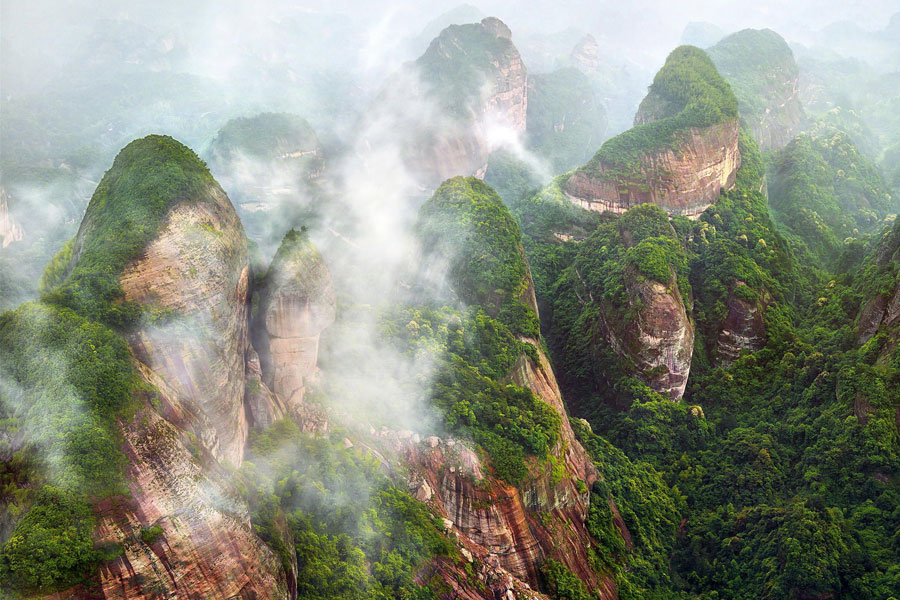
[4,0,899,97]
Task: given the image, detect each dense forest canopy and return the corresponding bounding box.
[2,2,900,599]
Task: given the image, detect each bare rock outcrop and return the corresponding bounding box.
[254,229,336,418]
[44,135,294,599]
[618,267,694,400]
[0,187,24,248]
[384,17,527,186]
[570,34,602,73]
[91,402,293,599]
[716,282,769,364]
[564,119,740,217]
[119,182,251,466]
[564,46,741,218]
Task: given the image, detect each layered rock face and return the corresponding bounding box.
[44,136,293,599]
[858,224,900,344]
[384,340,616,600]
[254,229,336,418]
[92,397,292,600]
[715,282,769,364]
[119,182,251,466]
[0,187,24,248]
[563,46,741,218]
[570,34,602,73]
[551,204,695,401]
[564,118,741,217]
[400,17,527,185]
[707,28,806,152]
[407,176,622,596]
[620,267,694,399]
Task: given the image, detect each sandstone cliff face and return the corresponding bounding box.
[707,28,806,152]
[48,141,294,598]
[564,119,741,218]
[384,342,618,600]
[858,287,900,345]
[0,187,24,248]
[254,231,336,419]
[716,282,769,364]
[119,183,251,466]
[618,267,694,400]
[403,17,527,186]
[570,35,602,73]
[90,399,292,600]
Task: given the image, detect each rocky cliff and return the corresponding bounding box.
[118,180,252,466]
[37,136,293,599]
[407,176,623,596]
[253,228,335,421]
[858,221,900,345]
[620,267,694,400]
[563,46,740,218]
[550,203,694,402]
[570,34,602,74]
[0,187,24,248]
[715,281,769,364]
[386,17,527,186]
[564,119,740,217]
[707,29,806,152]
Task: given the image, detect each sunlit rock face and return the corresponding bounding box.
[564,119,740,218]
[0,187,25,248]
[90,403,293,600]
[621,268,695,400]
[51,136,293,599]
[254,229,336,419]
[716,281,769,364]
[119,181,251,466]
[563,46,741,218]
[374,17,528,187]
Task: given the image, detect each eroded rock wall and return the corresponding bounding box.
[564,119,741,217]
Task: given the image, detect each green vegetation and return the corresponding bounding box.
[547,203,690,405]
[42,135,216,327]
[541,558,592,600]
[526,68,608,173]
[239,421,457,600]
[0,487,100,592]
[580,46,737,177]
[707,29,799,120]
[0,302,141,595]
[416,21,515,119]
[483,148,544,208]
[0,135,218,596]
[417,176,540,338]
[383,306,559,484]
[572,420,685,599]
[209,113,319,162]
[769,124,896,267]
[139,525,164,545]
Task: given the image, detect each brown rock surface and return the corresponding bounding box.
[119,183,251,466]
[564,119,741,217]
[89,406,292,600]
[0,187,24,248]
[621,268,694,400]
[254,230,336,418]
[399,17,528,186]
[716,282,768,364]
